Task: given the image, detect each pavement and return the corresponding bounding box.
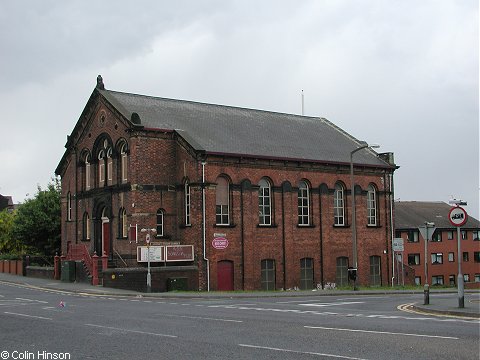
[0,272,478,319]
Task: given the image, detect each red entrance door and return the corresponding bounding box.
[217,260,234,291]
[102,221,110,256]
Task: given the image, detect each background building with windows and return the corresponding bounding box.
[395,201,480,288]
[55,76,397,291]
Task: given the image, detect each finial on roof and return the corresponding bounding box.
[96,75,105,90]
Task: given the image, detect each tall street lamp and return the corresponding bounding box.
[350,142,379,290]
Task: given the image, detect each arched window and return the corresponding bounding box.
[336,256,349,287]
[83,212,91,240]
[215,176,230,225]
[106,147,113,185]
[120,142,128,183]
[300,258,314,290]
[98,149,105,187]
[85,153,91,190]
[119,208,127,238]
[333,183,345,226]
[67,192,72,221]
[298,181,310,226]
[367,184,377,226]
[156,209,164,236]
[185,180,191,226]
[370,255,381,286]
[259,178,272,225]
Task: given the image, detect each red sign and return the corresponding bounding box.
[212,237,229,250]
[449,206,468,227]
[165,245,194,262]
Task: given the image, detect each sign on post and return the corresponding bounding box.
[449,206,468,227]
[392,238,404,252]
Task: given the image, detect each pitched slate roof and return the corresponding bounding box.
[395,201,480,229]
[99,89,392,168]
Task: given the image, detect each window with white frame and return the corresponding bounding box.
[119,208,127,238]
[407,253,420,266]
[366,184,377,226]
[98,150,105,187]
[432,275,444,285]
[83,212,90,240]
[107,147,113,184]
[85,153,91,190]
[461,230,467,240]
[156,209,164,236]
[215,177,230,225]
[407,230,419,242]
[258,178,272,226]
[185,181,191,226]
[431,253,443,264]
[464,274,470,282]
[473,231,479,241]
[298,181,310,226]
[463,252,469,262]
[447,231,454,240]
[333,183,345,226]
[448,252,454,262]
[475,274,480,283]
[120,143,128,182]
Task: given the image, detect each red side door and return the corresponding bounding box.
[217,260,234,291]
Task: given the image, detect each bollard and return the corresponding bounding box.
[423,284,430,305]
[92,252,99,286]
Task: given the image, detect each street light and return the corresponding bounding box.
[141,227,156,293]
[350,142,379,290]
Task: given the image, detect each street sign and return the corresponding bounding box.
[449,206,468,227]
[418,224,436,241]
[392,238,404,252]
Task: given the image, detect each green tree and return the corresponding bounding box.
[0,209,21,253]
[12,179,61,256]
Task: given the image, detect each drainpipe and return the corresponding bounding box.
[201,161,210,291]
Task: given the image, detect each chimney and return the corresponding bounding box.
[96,75,105,90]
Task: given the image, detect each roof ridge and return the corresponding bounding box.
[101,89,323,121]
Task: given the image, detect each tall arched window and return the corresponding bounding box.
[259,178,272,225]
[106,147,113,185]
[119,208,127,238]
[85,153,91,190]
[215,177,230,225]
[156,209,164,236]
[83,212,91,240]
[367,184,377,226]
[298,181,310,226]
[98,149,105,187]
[333,183,345,226]
[120,143,128,183]
[185,180,191,226]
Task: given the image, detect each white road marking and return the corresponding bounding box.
[4,311,52,320]
[16,297,48,304]
[305,326,459,340]
[238,344,370,360]
[84,323,177,338]
[298,301,364,307]
[159,313,243,323]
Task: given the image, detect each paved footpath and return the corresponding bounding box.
[0,272,478,318]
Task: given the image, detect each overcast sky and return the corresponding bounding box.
[0,0,478,219]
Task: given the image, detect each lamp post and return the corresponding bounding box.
[141,227,156,293]
[350,142,379,290]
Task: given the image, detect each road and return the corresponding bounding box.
[0,281,478,360]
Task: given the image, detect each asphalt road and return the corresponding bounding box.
[0,282,478,360]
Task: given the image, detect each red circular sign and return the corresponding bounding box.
[448,206,468,227]
[212,237,229,250]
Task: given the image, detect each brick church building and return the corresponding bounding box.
[55,76,397,291]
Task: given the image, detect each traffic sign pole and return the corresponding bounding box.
[449,205,468,309]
